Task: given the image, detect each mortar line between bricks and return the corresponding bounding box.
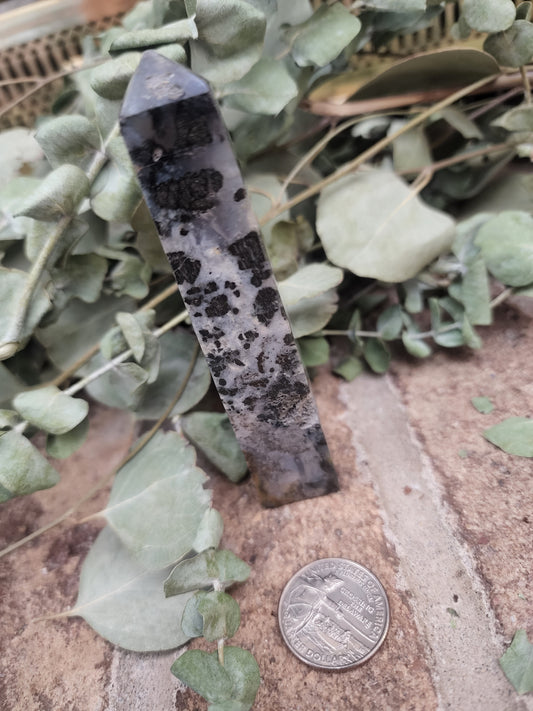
[338,373,532,711]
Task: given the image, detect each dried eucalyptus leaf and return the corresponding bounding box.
[171,649,234,703]
[363,338,390,373]
[110,254,152,299]
[196,591,241,642]
[181,412,248,483]
[278,263,343,307]
[37,294,135,371]
[265,221,299,280]
[437,107,483,140]
[516,2,532,21]
[46,416,89,459]
[13,385,88,435]
[0,128,45,184]
[0,269,51,353]
[165,549,250,596]
[84,357,149,409]
[471,396,494,414]
[0,177,41,241]
[223,58,298,115]
[493,105,533,133]
[25,216,88,263]
[364,0,425,9]
[72,526,194,651]
[214,647,260,710]
[116,311,146,362]
[286,3,361,68]
[499,629,533,694]
[299,336,329,367]
[36,116,100,169]
[190,0,266,85]
[134,329,211,420]
[181,596,205,638]
[51,254,108,304]
[0,430,60,502]
[317,169,455,282]
[90,138,143,223]
[286,289,339,338]
[333,355,364,381]
[110,17,198,52]
[483,417,533,457]
[462,0,515,32]
[484,21,533,67]
[458,256,492,326]
[475,211,533,287]
[389,120,431,173]
[15,165,90,222]
[0,409,19,429]
[192,508,224,553]
[101,430,211,569]
[90,52,141,100]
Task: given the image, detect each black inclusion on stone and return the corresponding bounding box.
[254,287,278,326]
[167,251,201,284]
[205,294,231,318]
[155,168,223,212]
[150,96,214,152]
[233,187,246,202]
[228,232,264,270]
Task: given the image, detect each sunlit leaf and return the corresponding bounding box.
[13,386,88,435]
[101,430,211,569]
[278,263,343,306]
[499,629,533,694]
[483,417,533,457]
[192,508,224,553]
[317,169,455,282]
[71,526,194,651]
[0,430,59,502]
[181,412,248,483]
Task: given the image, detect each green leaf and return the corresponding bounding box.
[36,116,100,169]
[499,629,533,694]
[0,268,51,354]
[37,294,135,371]
[134,329,211,420]
[484,20,533,67]
[434,328,464,348]
[51,254,108,305]
[458,256,492,326]
[46,417,89,459]
[214,647,260,709]
[363,338,390,373]
[13,386,88,435]
[278,263,343,306]
[84,357,149,410]
[493,105,533,133]
[0,177,40,241]
[25,216,89,263]
[401,332,432,358]
[101,430,211,569]
[90,52,141,100]
[171,649,234,703]
[483,417,533,457]
[298,337,330,367]
[116,311,146,362]
[192,508,224,553]
[403,279,423,314]
[181,595,205,638]
[286,3,361,68]
[364,0,425,9]
[333,355,364,381]
[196,590,241,642]
[110,254,152,300]
[165,549,250,596]
[223,58,298,115]
[475,211,533,287]
[377,304,403,340]
[471,396,494,414]
[437,106,483,140]
[208,701,250,711]
[389,120,431,174]
[316,169,455,282]
[285,289,339,338]
[462,0,515,33]
[15,165,90,221]
[265,220,299,280]
[72,526,194,651]
[0,430,60,502]
[109,17,198,52]
[191,0,266,85]
[181,412,248,483]
[461,316,482,350]
[90,137,143,223]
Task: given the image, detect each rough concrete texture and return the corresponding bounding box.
[1,301,532,711]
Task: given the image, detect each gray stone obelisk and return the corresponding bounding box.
[120,51,338,506]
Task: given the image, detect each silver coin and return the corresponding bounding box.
[278,558,389,670]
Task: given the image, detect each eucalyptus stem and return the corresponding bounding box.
[0,343,200,561]
[520,65,532,105]
[490,287,514,309]
[259,73,499,227]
